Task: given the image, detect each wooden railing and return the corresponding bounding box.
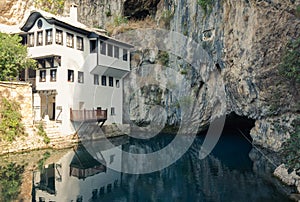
[70,108,107,122]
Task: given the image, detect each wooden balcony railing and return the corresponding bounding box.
[70,108,107,123]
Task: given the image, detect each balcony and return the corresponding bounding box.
[70,108,107,126]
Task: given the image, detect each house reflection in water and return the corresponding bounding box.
[32,144,122,202]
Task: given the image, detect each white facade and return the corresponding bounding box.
[16,7,132,135]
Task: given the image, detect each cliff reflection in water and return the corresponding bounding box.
[32,132,291,202]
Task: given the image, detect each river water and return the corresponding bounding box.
[0,128,293,202]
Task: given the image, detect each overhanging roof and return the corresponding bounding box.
[20,10,134,48]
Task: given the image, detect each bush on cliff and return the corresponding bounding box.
[0,97,26,142]
[279,38,300,86]
[282,118,300,172]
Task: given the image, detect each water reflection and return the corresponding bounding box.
[32,142,123,202]
[28,132,292,202]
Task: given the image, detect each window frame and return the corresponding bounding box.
[76,36,84,51]
[114,46,119,58]
[108,76,113,87]
[101,75,107,86]
[67,69,74,82]
[107,44,113,57]
[50,69,57,82]
[39,70,46,82]
[78,71,84,83]
[90,40,97,53]
[66,32,74,48]
[116,79,120,88]
[123,49,128,61]
[100,41,106,55]
[55,29,63,45]
[94,74,99,85]
[110,107,115,116]
[45,29,53,45]
[28,33,35,47]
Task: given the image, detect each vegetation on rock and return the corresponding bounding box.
[38,151,51,171]
[34,0,65,15]
[197,0,214,16]
[282,118,300,172]
[37,122,50,144]
[0,32,36,81]
[0,162,25,201]
[279,38,300,85]
[0,98,26,142]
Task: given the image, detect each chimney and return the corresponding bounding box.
[70,3,78,22]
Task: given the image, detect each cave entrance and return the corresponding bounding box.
[210,112,256,169]
[222,112,255,141]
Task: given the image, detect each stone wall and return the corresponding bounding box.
[0,81,33,126]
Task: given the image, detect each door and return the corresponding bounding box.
[52,102,56,120]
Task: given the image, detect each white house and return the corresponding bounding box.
[12,4,132,135]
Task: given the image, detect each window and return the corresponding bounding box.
[90,40,97,53]
[109,76,113,87]
[28,33,34,47]
[99,187,105,195]
[40,70,46,82]
[76,195,83,202]
[94,74,99,85]
[66,33,74,48]
[107,44,113,57]
[92,189,98,199]
[39,197,45,202]
[46,29,53,45]
[100,41,106,55]
[107,184,112,193]
[123,49,128,61]
[101,75,106,86]
[55,29,63,45]
[116,79,120,88]
[68,70,74,82]
[77,36,84,51]
[37,19,43,29]
[110,154,115,164]
[78,71,84,83]
[20,35,27,46]
[114,46,119,58]
[114,180,118,188]
[111,107,115,116]
[50,69,57,82]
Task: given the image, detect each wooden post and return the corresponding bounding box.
[70,108,72,121]
[84,108,86,121]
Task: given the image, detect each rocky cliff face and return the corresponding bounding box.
[120,0,300,151]
[1,0,299,150]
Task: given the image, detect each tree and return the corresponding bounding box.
[0,32,36,81]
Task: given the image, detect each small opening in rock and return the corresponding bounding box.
[215,63,221,73]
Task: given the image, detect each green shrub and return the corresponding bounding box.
[198,0,214,16]
[34,0,65,14]
[0,98,25,142]
[279,38,300,85]
[160,10,174,28]
[0,163,25,201]
[282,118,300,171]
[37,122,50,144]
[38,151,51,171]
[113,15,128,26]
[157,50,169,66]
